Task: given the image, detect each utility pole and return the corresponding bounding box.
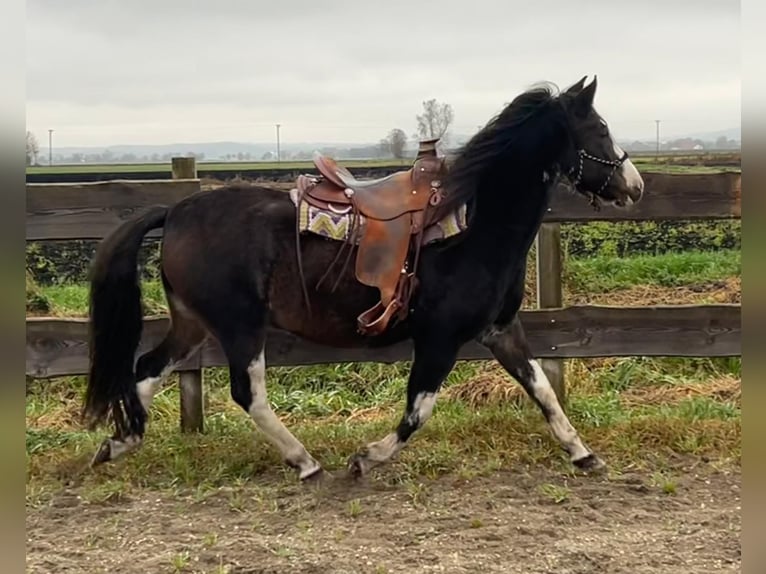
[48,129,54,166]
[655,120,660,158]
[275,123,281,162]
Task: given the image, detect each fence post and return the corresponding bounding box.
[535,222,566,404]
[171,156,204,432]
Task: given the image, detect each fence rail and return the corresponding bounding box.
[26,304,740,379]
[26,172,741,241]
[25,158,742,431]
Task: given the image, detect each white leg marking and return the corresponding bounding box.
[103,344,205,463]
[363,391,438,466]
[136,343,204,413]
[407,391,438,426]
[529,360,591,461]
[612,140,644,200]
[136,374,164,413]
[246,351,321,479]
[109,364,179,462]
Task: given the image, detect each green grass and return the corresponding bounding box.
[25,354,740,505]
[25,246,742,504]
[37,280,169,316]
[564,249,740,293]
[33,249,741,318]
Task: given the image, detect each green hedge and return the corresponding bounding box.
[560,220,740,259]
[26,220,741,285]
[26,240,163,285]
[25,270,51,313]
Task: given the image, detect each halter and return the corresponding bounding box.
[567,148,629,210]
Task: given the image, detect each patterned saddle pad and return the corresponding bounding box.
[288,187,467,245]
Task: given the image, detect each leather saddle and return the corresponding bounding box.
[294,138,447,335]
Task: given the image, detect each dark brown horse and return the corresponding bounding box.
[83,76,644,481]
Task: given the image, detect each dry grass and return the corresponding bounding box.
[442,369,525,408]
[200,177,295,192]
[620,375,740,408]
[567,276,741,306]
[443,363,741,410]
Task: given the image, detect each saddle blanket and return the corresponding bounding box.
[289,187,468,245]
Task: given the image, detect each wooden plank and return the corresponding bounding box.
[25,179,201,240]
[179,371,204,432]
[520,304,741,358]
[25,172,741,242]
[26,305,741,378]
[545,171,741,222]
[535,223,566,403]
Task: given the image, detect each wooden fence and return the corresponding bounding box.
[26,158,742,431]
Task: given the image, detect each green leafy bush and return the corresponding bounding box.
[25,270,51,313]
[26,239,162,285]
[561,220,740,259]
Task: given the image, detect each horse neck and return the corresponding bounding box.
[467,148,562,262]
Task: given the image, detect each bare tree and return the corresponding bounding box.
[415,99,454,147]
[26,131,39,166]
[386,128,408,159]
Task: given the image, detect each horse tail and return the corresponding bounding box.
[82,206,169,438]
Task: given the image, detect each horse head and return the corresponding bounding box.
[559,76,645,208]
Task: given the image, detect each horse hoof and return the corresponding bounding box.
[89,439,111,467]
[347,454,369,479]
[300,466,327,485]
[573,453,607,474]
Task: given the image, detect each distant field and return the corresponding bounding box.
[26,158,413,175]
[25,151,740,176]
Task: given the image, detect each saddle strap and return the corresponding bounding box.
[294,175,317,316]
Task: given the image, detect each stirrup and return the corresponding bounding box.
[357,299,402,336]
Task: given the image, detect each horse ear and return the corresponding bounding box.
[565,76,588,94]
[573,75,598,115]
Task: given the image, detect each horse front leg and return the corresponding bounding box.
[479,316,606,472]
[347,336,459,478]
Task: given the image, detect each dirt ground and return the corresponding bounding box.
[26,459,740,574]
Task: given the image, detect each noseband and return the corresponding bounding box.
[567,148,629,210]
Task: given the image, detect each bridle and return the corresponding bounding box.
[567,148,629,210]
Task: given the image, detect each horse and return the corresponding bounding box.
[82,76,644,482]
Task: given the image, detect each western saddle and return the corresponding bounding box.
[294,138,448,335]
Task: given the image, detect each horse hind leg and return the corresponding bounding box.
[220,321,323,482]
[91,294,207,465]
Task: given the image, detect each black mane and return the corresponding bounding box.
[441,83,567,217]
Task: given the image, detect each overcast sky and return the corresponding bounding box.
[26,0,740,148]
